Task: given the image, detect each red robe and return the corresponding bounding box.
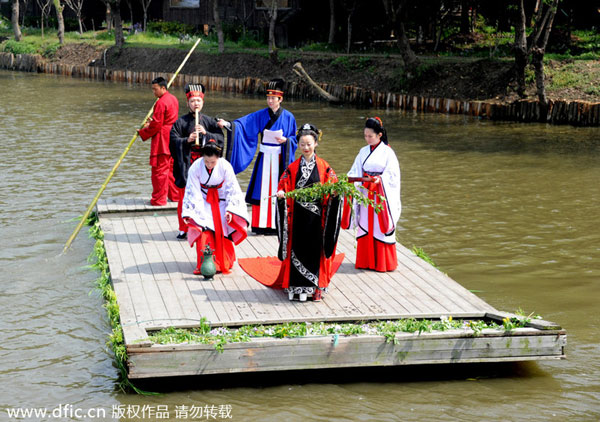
[138,91,180,205]
[138,91,179,164]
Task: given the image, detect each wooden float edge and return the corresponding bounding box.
[126,330,567,378]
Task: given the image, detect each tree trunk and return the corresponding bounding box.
[11,0,22,41]
[346,13,352,54]
[531,47,547,108]
[382,0,419,74]
[143,8,147,31]
[514,0,528,98]
[397,21,418,73]
[53,0,65,45]
[532,0,558,108]
[77,12,83,34]
[460,0,470,34]
[20,0,28,27]
[125,0,132,29]
[213,0,224,53]
[268,0,278,56]
[106,4,112,31]
[328,0,335,45]
[112,0,125,48]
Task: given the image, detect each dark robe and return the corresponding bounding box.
[169,112,225,189]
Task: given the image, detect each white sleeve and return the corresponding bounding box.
[182,162,204,219]
[381,148,401,222]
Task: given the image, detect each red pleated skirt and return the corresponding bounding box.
[355,236,397,272]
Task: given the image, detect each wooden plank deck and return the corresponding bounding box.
[97,198,566,378]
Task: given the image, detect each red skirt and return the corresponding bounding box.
[355,236,397,272]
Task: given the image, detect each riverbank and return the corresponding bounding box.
[43,43,600,103]
[2,43,599,125]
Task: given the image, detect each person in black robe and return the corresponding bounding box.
[170,83,225,239]
[275,124,342,302]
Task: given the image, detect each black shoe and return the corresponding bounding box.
[176,231,187,240]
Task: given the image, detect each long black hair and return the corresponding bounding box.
[365,117,388,145]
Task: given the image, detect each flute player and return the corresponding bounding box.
[170,83,226,240]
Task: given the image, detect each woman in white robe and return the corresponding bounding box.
[342,117,401,272]
[182,143,249,274]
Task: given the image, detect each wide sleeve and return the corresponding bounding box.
[381,148,402,226]
[276,166,294,261]
[347,151,363,178]
[222,163,249,245]
[181,162,205,222]
[138,99,164,141]
[169,117,190,188]
[277,166,294,193]
[341,152,364,229]
[281,111,298,167]
[203,116,226,149]
[323,166,342,258]
[229,110,269,174]
[223,164,248,219]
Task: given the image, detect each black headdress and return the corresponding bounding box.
[266,78,285,98]
[185,83,206,99]
[297,123,322,142]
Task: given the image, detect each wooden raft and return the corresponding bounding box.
[97,198,566,379]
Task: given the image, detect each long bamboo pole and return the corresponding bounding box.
[63,38,201,254]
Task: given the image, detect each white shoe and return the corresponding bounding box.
[288,291,295,301]
[299,293,307,302]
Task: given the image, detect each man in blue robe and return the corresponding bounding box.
[218,79,297,234]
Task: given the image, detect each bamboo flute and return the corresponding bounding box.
[63,38,202,254]
[195,109,200,146]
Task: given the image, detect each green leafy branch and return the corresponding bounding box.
[279,175,385,213]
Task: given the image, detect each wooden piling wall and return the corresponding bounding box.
[2,51,598,126]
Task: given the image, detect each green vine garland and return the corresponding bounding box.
[280,175,385,213]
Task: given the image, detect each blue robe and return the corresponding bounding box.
[229,107,298,205]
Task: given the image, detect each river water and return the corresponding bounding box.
[0,70,598,421]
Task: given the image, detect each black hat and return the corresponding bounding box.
[185,83,206,99]
[266,78,285,98]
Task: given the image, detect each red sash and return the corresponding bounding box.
[203,181,228,273]
[363,175,392,234]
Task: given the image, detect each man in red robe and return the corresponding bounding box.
[138,77,180,206]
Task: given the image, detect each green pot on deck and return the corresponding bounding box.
[200,244,216,280]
